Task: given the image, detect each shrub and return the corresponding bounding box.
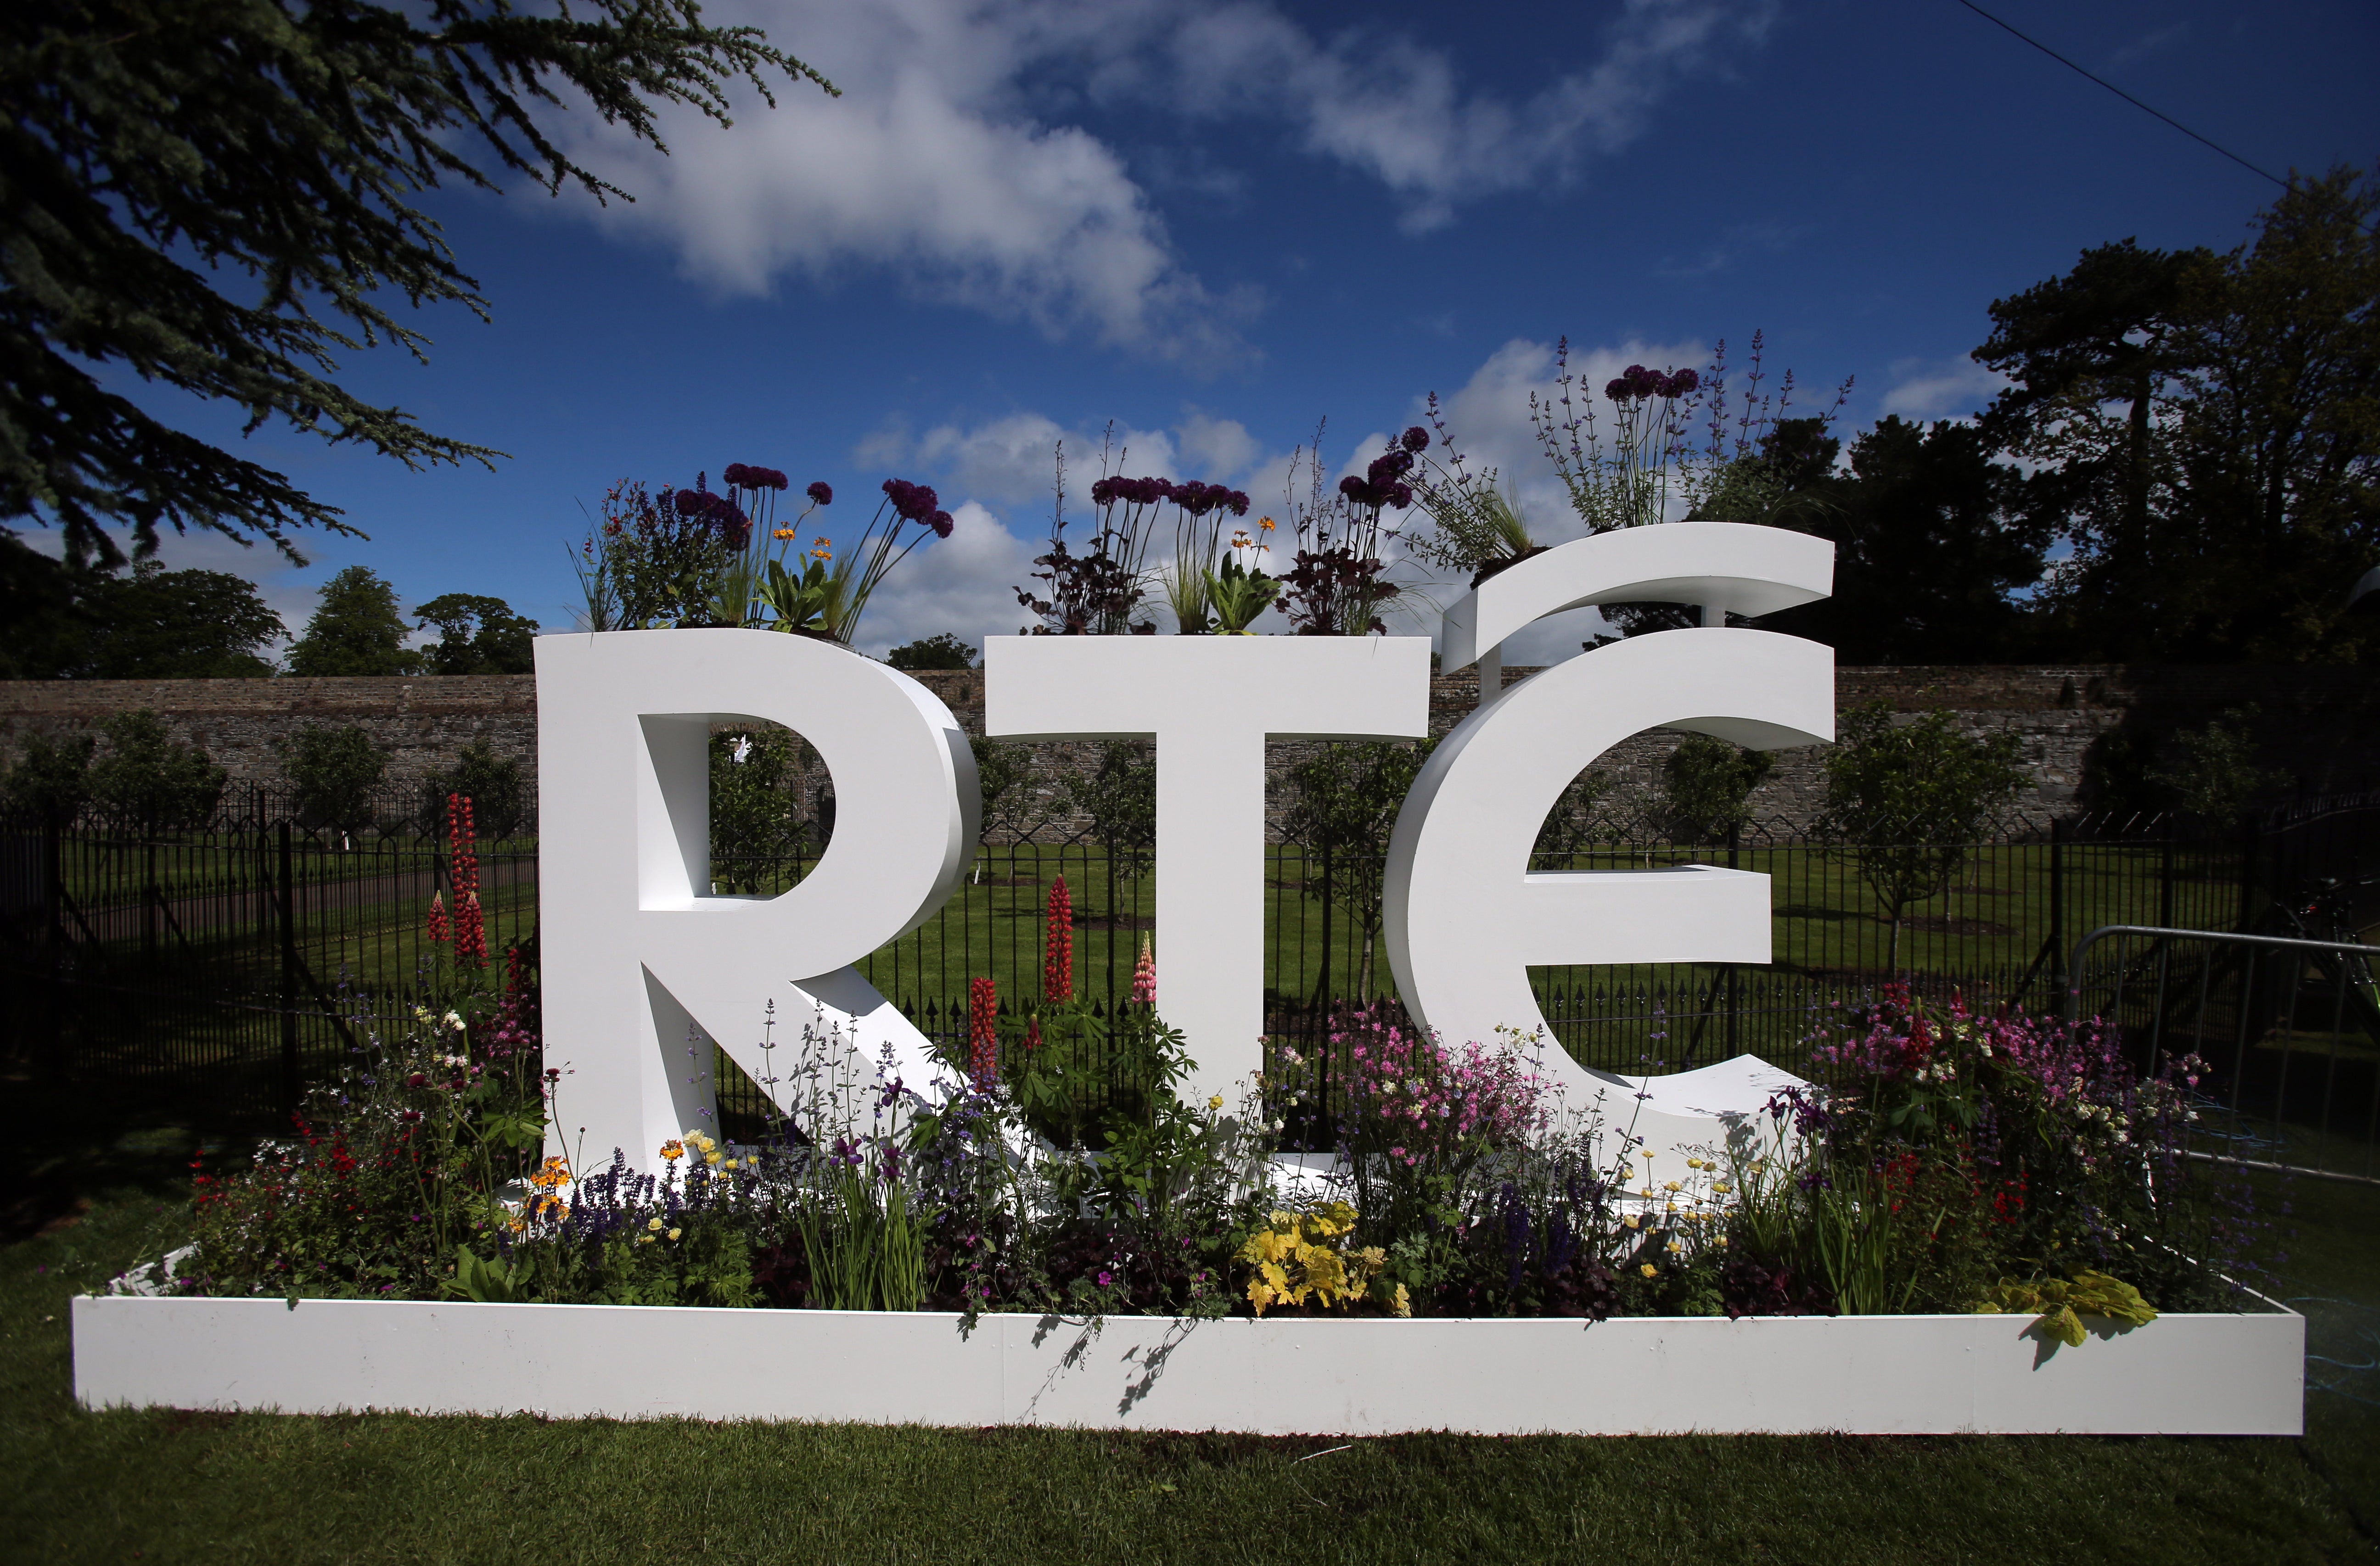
[1657,735,1773,843]
[421,741,527,840]
[87,710,225,828]
[1,732,95,825]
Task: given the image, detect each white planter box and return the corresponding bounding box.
[73,1295,2301,1436]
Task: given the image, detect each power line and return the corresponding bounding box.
[1951,0,2292,192]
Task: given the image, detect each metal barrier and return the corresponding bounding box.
[2068,924,2380,1184]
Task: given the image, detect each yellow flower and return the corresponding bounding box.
[1665,1240,1682,1254]
[1663,1181,1682,1192]
[660,1140,685,1162]
[1717,1236,1730,1247]
[1622,1213,1640,1230]
[667,1228,683,1242]
[722,1158,740,1170]
[1208,1095,1224,1111]
[1685,1158,1703,1170]
[773,527,796,540]
[637,1233,656,1245]
[1712,1182,1732,1194]
[1640,1263,1658,1279]
[646,1217,663,1232]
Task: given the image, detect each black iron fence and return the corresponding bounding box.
[5,784,2375,1145]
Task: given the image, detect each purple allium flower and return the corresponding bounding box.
[1226,488,1251,516]
[1401,425,1430,453]
[1667,367,1700,396]
[1338,474,1372,504]
[1089,476,1118,507]
[676,487,708,515]
[928,509,954,539]
[807,481,833,506]
[723,463,752,487]
[1386,481,1413,509]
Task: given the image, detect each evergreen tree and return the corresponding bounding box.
[2,0,830,576]
[288,566,421,676]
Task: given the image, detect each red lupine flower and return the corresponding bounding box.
[1044,875,1073,1004]
[968,977,999,1091]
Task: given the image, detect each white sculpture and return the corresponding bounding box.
[533,523,1836,1171]
[982,635,1430,1104]
[535,629,977,1167]
[1391,522,1836,1163]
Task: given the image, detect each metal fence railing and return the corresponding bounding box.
[5,783,2375,1146]
[2069,925,2380,1184]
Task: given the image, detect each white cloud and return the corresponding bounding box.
[1879,357,2007,422]
[550,0,1776,347]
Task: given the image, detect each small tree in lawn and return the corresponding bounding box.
[1058,742,1155,990]
[1282,739,1436,1002]
[278,723,388,833]
[1657,735,1773,844]
[1820,701,2026,973]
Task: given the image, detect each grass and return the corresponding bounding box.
[4,1095,2375,1565]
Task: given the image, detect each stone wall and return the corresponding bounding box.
[2,659,2370,835]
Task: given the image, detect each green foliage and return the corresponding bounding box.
[1977,1271,2158,1348]
[2,0,829,571]
[2151,708,2282,822]
[886,633,977,671]
[276,723,389,830]
[709,727,810,890]
[1820,702,2027,968]
[1530,770,1611,861]
[286,566,422,677]
[1201,553,1281,633]
[1656,736,1773,843]
[414,593,538,676]
[1060,742,1156,880]
[421,740,528,839]
[0,731,94,823]
[86,710,225,828]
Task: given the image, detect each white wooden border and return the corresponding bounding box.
[73,1295,2302,1436]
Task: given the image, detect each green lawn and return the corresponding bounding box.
[3,1092,2374,1566]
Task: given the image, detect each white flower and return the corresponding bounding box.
[443,1011,466,1031]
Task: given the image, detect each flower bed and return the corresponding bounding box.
[86,933,2302,1433]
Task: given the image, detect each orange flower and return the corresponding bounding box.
[1257,516,1276,531]
[773,527,796,540]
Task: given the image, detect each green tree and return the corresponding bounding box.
[1819,702,2027,973]
[887,633,977,671]
[288,567,421,676]
[414,594,537,675]
[87,710,226,828]
[1759,417,2048,663]
[1281,739,1435,999]
[1976,171,2379,660]
[277,723,388,830]
[423,739,528,839]
[80,559,286,677]
[1656,736,1773,844]
[1,731,94,823]
[2,0,829,574]
[0,541,286,677]
[969,735,1038,844]
[2150,709,2282,822]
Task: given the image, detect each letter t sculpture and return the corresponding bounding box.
[983,636,1430,1106]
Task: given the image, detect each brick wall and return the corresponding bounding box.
[3,657,2370,835]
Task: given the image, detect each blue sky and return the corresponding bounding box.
[60,0,2380,662]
